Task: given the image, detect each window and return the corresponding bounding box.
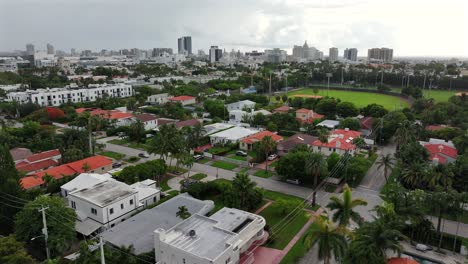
[129,199,133,205]
[71,201,76,209]
[153,197,157,202]
[111,223,115,227]
[110,208,114,214]
[91,208,97,215]
[120,203,124,210]
[226,257,231,264]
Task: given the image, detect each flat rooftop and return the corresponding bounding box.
[70,180,136,207]
[102,193,214,254]
[210,127,258,141]
[162,215,237,261]
[210,207,263,233]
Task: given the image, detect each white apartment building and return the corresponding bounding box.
[154,207,266,264]
[61,173,160,236]
[225,100,256,112]
[7,83,133,106]
[146,93,170,105]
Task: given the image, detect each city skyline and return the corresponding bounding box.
[0,0,467,57]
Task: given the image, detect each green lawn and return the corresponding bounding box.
[197,158,210,164]
[125,156,140,163]
[211,161,238,170]
[269,161,279,168]
[263,190,306,204]
[190,173,207,181]
[108,139,127,145]
[160,176,172,192]
[239,168,250,174]
[99,151,125,160]
[229,155,247,161]
[260,206,311,249]
[280,222,320,264]
[254,170,275,178]
[289,88,409,109]
[423,89,462,102]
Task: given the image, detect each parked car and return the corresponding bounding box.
[138,152,150,158]
[236,150,248,157]
[267,154,278,161]
[193,154,204,161]
[286,179,301,185]
[112,162,122,168]
[181,178,199,190]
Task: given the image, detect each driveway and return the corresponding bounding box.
[359,141,397,191]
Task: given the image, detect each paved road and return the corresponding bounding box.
[359,141,397,191]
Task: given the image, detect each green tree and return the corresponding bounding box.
[394,120,415,150]
[148,124,180,162]
[15,195,77,256]
[176,205,191,219]
[225,173,262,211]
[315,98,337,117]
[303,216,347,264]
[339,117,360,131]
[376,154,395,183]
[399,162,429,189]
[127,120,146,143]
[0,144,22,233]
[305,152,327,187]
[0,235,35,264]
[326,184,367,229]
[326,152,340,171]
[336,101,359,118]
[271,199,301,216]
[256,136,277,172]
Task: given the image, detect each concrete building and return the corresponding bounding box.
[47,43,55,55]
[209,46,223,63]
[292,41,323,61]
[168,95,196,106]
[226,100,256,112]
[296,108,324,124]
[152,48,173,57]
[240,130,282,151]
[277,133,317,156]
[154,207,266,264]
[15,149,61,175]
[264,48,287,63]
[7,83,133,106]
[329,47,338,62]
[209,126,259,145]
[367,48,393,62]
[146,93,170,105]
[312,129,361,156]
[62,174,160,235]
[178,36,192,55]
[26,43,35,55]
[419,138,458,164]
[135,113,159,130]
[344,48,358,61]
[102,193,215,254]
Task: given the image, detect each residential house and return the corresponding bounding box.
[102,193,214,254]
[15,149,61,175]
[20,155,113,190]
[154,207,266,264]
[169,95,196,106]
[277,133,318,156]
[229,109,271,124]
[64,175,160,236]
[135,113,159,130]
[203,123,234,136]
[316,120,340,129]
[420,138,458,164]
[296,108,324,124]
[225,100,256,112]
[175,119,200,129]
[10,147,33,163]
[240,130,283,151]
[312,129,362,156]
[76,108,135,127]
[359,116,373,136]
[209,127,259,145]
[146,93,170,105]
[273,105,291,113]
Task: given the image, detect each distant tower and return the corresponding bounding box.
[47,43,55,55]
[26,43,35,55]
[328,47,338,62]
[177,36,192,55]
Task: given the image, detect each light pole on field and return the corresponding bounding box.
[326,73,332,96]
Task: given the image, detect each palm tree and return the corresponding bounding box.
[305,152,327,187]
[303,216,347,264]
[426,164,453,191]
[232,173,257,210]
[346,219,405,264]
[176,206,191,219]
[257,136,277,173]
[394,120,415,150]
[399,162,428,189]
[376,154,395,183]
[81,162,91,172]
[326,184,367,229]
[148,124,178,163]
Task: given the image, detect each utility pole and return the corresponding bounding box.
[269,72,272,97]
[406,75,410,88]
[100,236,106,264]
[326,73,332,96]
[341,67,344,86]
[380,70,384,87]
[38,206,50,260]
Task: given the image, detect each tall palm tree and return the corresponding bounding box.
[399,162,428,189]
[376,154,395,183]
[346,219,405,264]
[426,164,453,191]
[257,136,277,173]
[326,184,367,229]
[303,216,347,264]
[305,152,327,187]
[394,120,415,150]
[232,173,257,210]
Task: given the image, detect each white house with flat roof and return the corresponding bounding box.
[209,126,259,145]
[154,207,266,264]
[63,174,160,236]
[226,100,256,112]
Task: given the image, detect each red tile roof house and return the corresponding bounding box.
[420,139,458,164]
[10,147,33,163]
[425,124,452,131]
[175,119,201,129]
[312,129,362,156]
[20,155,113,190]
[135,113,159,130]
[168,95,196,106]
[277,133,318,156]
[15,149,62,175]
[273,105,291,114]
[76,108,135,127]
[295,108,324,124]
[239,130,283,151]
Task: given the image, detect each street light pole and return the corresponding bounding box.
[38,206,50,260]
[326,73,332,96]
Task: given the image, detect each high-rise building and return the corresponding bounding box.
[152,48,173,57]
[328,47,338,62]
[47,43,55,55]
[292,41,323,61]
[367,48,393,62]
[209,46,222,63]
[26,44,35,55]
[343,48,358,61]
[264,48,287,63]
[177,36,192,55]
[71,48,76,56]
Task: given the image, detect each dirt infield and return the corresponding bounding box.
[291,94,323,98]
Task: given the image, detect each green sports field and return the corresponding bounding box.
[289,88,410,110]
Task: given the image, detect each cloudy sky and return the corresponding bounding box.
[1,0,467,57]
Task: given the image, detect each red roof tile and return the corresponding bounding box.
[175,119,200,128]
[360,117,373,130]
[169,95,196,101]
[273,106,291,112]
[424,144,457,159]
[20,176,44,189]
[25,149,61,163]
[135,113,158,122]
[35,155,113,179]
[16,159,58,173]
[10,148,33,162]
[194,144,212,153]
[333,129,361,139]
[76,108,133,120]
[296,108,311,113]
[387,258,418,264]
[241,131,283,144]
[425,125,450,131]
[312,138,356,150]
